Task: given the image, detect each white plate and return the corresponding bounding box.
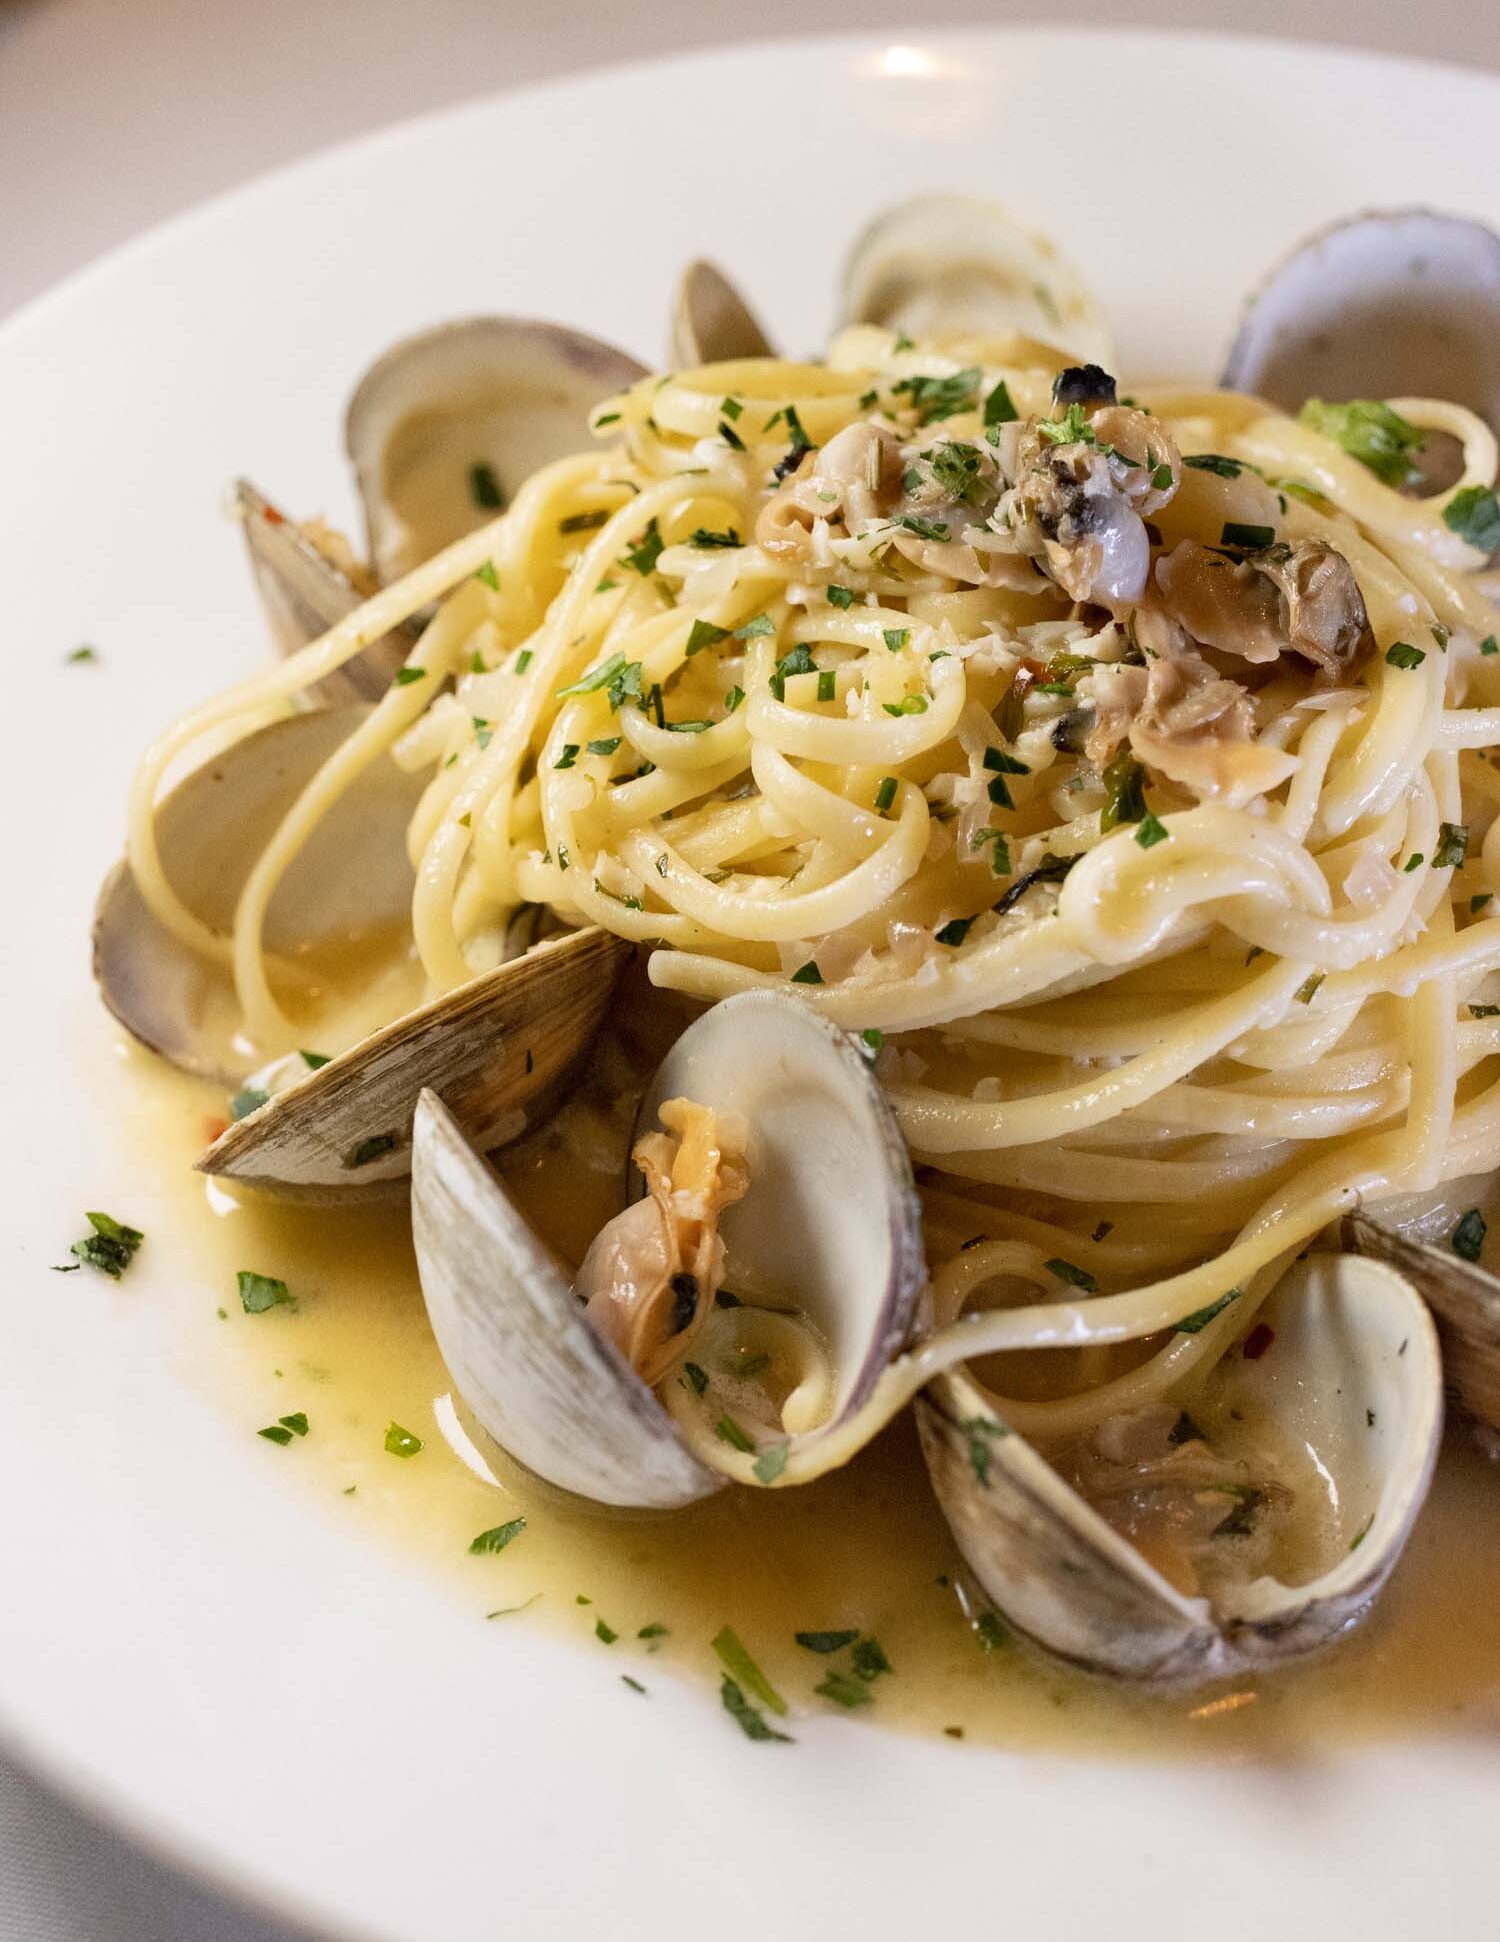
[5,26,1500,1942]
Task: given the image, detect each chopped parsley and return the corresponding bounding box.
[1385,641,1425,670]
[683,1362,709,1396]
[559,509,609,534]
[719,1675,792,1743]
[1175,1289,1242,1334]
[1045,1257,1097,1292]
[712,1626,787,1715]
[851,1637,891,1682]
[554,744,580,769]
[928,441,990,506]
[468,462,504,509]
[718,417,746,450]
[229,1085,269,1121]
[237,1270,292,1314]
[1404,853,1425,873]
[1294,972,1325,1004]
[383,1422,423,1458]
[826,584,855,609]
[795,1629,859,1654]
[971,827,1012,875]
[1483,636,1499,656]
[889,513,949,542]
[257,1413,308,1446]
[587,736,622,756]
[689,526,742,548]
[723,685,745,713]
[934,915,975,947]
[1443,486,1500,554]
[595,1618,618,1644]
[817,670,836,702]
[392,665,427,687]
[557,650,643,711]
[873,776,898,814]
[1183,453,1244,478]
[715,1414,756,1452]
[892,367,981,425]
[514,649,533,673]
[1221,521,1276,550]
[983,378,1019,429]
[65,643,99,664]
[1433,821,1470,869]
[754,1443,789,1485]
[735,613,776,639]
[1099,750,1147,831]
[1298,399,1425,488]
[621,1675,647,1694]
[882,695,928,717]
[469,1518,526,1555]
[686,619,730,655]
[1452,1207,1486,1263]
[474,560,499,591]
[1036,401,1092,447]
[299,1050,330,1070]
[56,1211,144,1281]
[1135,811,1169,849]
[883,627,911,653]
[622,517,665,576]
[790,961,823,985]
[815,1671,873,1709]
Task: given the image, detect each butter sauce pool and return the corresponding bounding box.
[106,1013,1500,1758]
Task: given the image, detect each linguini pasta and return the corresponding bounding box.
[129,326,1500,1476]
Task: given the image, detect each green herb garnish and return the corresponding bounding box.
[1452,1207,1486,1263]
[469,1518,526,1555]
[384,1422,423,1458]
[719,1675,792,1742]
[1433,821,1470,869]
[795,1630,859,1654]
[1045,1257,1097,1291]
[622,517,664,575]
[712,1626,787,1715]
[469,462,503,509]
[1298,399,1425,488]
[1175,1289,1242,1334]
[1221,521,1276,550]
[59,1211,144,1281]
[237,1270,292,1314]
[229,1085,269,1121]
[1443,486,1500,553]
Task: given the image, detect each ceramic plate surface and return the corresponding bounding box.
[4,27,1499,1942]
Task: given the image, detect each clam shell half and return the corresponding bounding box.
[918,1254,1442,1682]
[838,193,1114,363]
[410,991,926,1508]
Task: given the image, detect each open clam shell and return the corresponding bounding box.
[94,706,423,1085]
[838,193,1114,363]
[917,1254,1442,1682]
[235,479,416,700]
[409,991,926,1508]
[346,318,648,585]
[199,926,631,1203]
[634,990,924,1429]
[1344,1210,1500,1460]
[1222,208,1500,432]
[670,261,777,367]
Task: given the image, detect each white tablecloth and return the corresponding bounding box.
[3,0,1497,1935]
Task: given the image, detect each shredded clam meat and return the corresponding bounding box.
[576,1098,748,1385]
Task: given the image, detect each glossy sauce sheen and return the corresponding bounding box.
[112,1020,1500,1757]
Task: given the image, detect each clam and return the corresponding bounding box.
[94,705,424,1085]
[1344,1210,1500,1461]
[917,1254,1442,1682]
[838,193,1114,363]
[410,990,926,1508]
[199,925,631,1203]
[345,319,648,585]
[1222,210,1500,490]
[670,260,777,367]
[234,479,416,700]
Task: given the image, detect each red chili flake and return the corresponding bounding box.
[1242,1323,1275,1360]
[262,504,285,527]
[203,1115,229,1144]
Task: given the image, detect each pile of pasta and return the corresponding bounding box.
[132,327,1500,1435]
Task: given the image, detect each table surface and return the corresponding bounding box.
[4,1,1498,1937]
